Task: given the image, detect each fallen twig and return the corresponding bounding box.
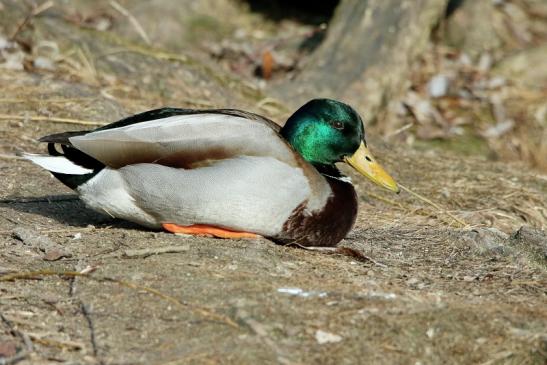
[81,302,102,364]
[235,308,281,357]
[335,247,388,268]
[0,270,239,329]
[0,114,105,126]
[27,333,83,351]
[122,245,190,258]
[10,0,54,40]
[285,242,387,267]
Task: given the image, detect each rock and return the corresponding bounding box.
[13,226,72,261]
[428,74,450,98]
[0,341,17,357]
[315,330,343,344]
[477,53,493,72]
[482,120,515,139]
[33,56,56,70]
[462,228,509,256]
[510,226,547,266]
[13,226,57,250]
[0,47,25,70]
[406,277,421,286]
[43,249,72,261]
[487,77,506,89]
[277,288,327,298]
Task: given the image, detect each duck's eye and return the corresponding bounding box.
[331,120,344,130]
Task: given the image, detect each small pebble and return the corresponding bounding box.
[315,330,343,344]
[33,56,56,70]
[483,120,515,138]
[428,74,449,98]
[406,277,420,286]
[478,53,492,72]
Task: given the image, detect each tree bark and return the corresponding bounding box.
[273,0,448,124]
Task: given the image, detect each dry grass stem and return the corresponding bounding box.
[0,154,23,160]
[398,183,468,227]
[366,192,407,210]
[0,114,105,126]
[385,123,414,140]
[0,97,93,104]
[109,0,151,45]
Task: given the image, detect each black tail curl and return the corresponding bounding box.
[40,130,105,190]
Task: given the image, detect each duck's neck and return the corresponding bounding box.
[314,164,352,184]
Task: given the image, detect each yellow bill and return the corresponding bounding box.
[344,142,400,193]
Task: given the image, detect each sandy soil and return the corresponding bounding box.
[1,1,546,364]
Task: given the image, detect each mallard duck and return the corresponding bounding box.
[23,99,399,247]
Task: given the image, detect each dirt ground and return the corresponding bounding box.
[1,1,546,365]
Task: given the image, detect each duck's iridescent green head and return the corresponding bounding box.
[281,99,363,166]
[281,98,399,193]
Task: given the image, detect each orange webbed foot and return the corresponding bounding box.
[162,223,259,239]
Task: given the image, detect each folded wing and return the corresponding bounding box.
[69,113,298,169]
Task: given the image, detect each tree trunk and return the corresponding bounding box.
[273,0,448,124]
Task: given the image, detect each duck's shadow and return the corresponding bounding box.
[0,195,143,231]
